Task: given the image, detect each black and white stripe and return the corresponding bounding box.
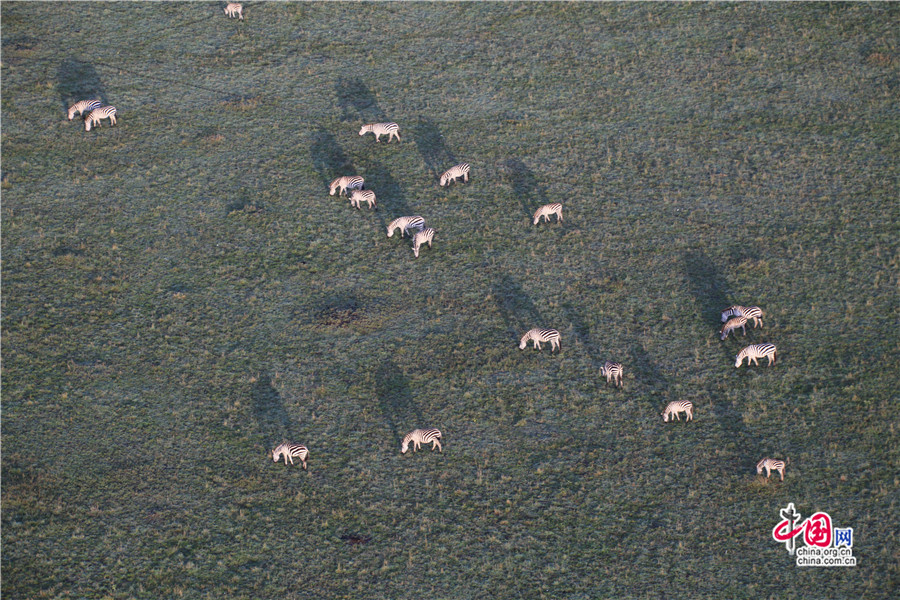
[359,122,400,142]
[519,328,561,353]
[387,216,425,238]
[735,343,777,368]
[439,163,470,186]
[224,3,243,19]
[721,305,764,328]
[68,99,101,120]
[662,400,693,422]
[720,316,748,340]
[330,175,364,196]
[757,458,786,481]
[600,361,624,387]
[272,443,309,469]
[401,428,442,454]
[84,106,117,131]
[413,227,435,258]
[533,203,563,225]
[349,189,376,210]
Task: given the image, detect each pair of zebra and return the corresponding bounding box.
[67,100,118,132]
[329,175,376,210]
[721,305,778,368]
[519,329,624,387]
[273,428,442,468]
[357,122,472,188]
[387,216,435,258]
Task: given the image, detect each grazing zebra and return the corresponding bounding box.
[533,203,563,225]
[757,458,786,481]
[439,163,470,186]
[68,99,101,120]
[349,189,376,210]
[412,227,435,258]
[84,106,117,131]
[519,328,561,353]
[735,343,777,368]
[720,316,748,340]
[401,428,442,454]
[662,400,694,422]
[224,3,243,19]
[329,175,364,196]
[272,443,309,469]
[600,361,624,387]
[387,216,425,238]
[359,122,400,143]
[721,305,764,328]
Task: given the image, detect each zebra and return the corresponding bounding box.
[329,176,364,197]
[387,216,425,238]
[533,203,563,225]
[272,443,308,469]
[662,400,694,422]
[412,227,435,258]
[224,3,243,19]
[349,189,376,210]
[68,99,101,120]
[401,428,442,454]
[439,163,470,186]
[519,328,561,353]
[359,122,400,143]
[84,106,117,131]
[735,343,777,368]
[721,305,764,328]
[600,361,624,387]
[757,458,786,481]
[720,316,748,340]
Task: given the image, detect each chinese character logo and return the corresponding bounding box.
[771,503,855,567]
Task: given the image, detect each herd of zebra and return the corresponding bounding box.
[68,3,787,482]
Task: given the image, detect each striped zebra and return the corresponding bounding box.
[662,400,693,422]
[720,316,748,340]
[439,163,470,186]
[349,189,376,210]
[68,99,101,120]
[224,3,243,19]
[735,343,777,368]
[84,106,117,131]
[272,443,308,469]
[387,216,425,238]
[329,175,364,196]
[401,428,442,454]
[359,122,400,142]
[600,361,624,387]
[721,305,764,328]
[412,227,435,258]
[519,328,561,353]
[533,203,563,225]
[757,458,786,481]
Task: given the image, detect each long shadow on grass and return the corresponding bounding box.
[374,359,422,444]
[503,158,548,221]
[412,117,457,180]
[492,273,544,344]
[681,250,760,467]
[309,129,357,190]
[336,78,385,123]
[250,374,293,447]
[57,59,108,110]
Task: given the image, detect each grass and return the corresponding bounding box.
[2,2,899,599]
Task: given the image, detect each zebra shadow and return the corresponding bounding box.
[309,128,358,190]
[250,374,294,450]
[682,249,736,363]
[503,158,548,222]
[336,78,385,124]
[628,340,668,395]
[374,359,422,445]
[411,117,457,180]
[57,59,108,112]
[355,163,415,233]
[492,273,545,347]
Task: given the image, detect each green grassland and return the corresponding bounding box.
[2,2,898,598]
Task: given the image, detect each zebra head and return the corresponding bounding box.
[756,459,766,474]
[401,440,410,454]
[734,353,745,368]
[518,334,530,350]
[662,409,670,422]
[358,126,369,136]
[439,173,449,187]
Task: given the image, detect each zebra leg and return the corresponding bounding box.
[534,340,541,350]
[110,114,117,126]
[288,455,294,465]
[463,172,468,182]
[302,460,307,470]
